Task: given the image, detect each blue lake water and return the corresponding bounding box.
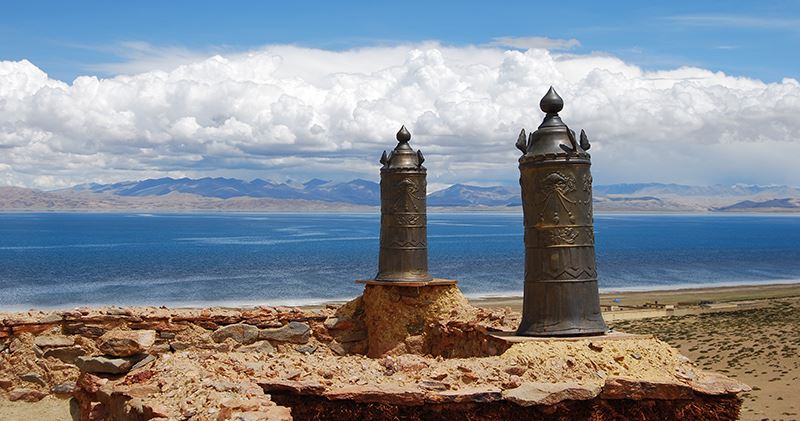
[1,212,799,310]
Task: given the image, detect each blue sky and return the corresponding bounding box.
[1,1,799,189]
[3,0,798,83]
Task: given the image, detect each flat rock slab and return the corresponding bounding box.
[503,382,601,406]
[259,322,311,344]
[239,341,276,354]
[98,330,155,357]
[428,387,503,403]
[687,371,752,395]
[33,334,75,348]
[19,373,47,387]
[260,380,326,395]
[211,323,260,344]
[8,388,47,402]
[42,345,87,364]
[75,355,145,374]
[325,385,428,405]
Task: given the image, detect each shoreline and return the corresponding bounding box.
[3,280,799,314]
[3,209,800,214]
[473,281,800,312]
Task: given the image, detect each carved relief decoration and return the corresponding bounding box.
[533,171,577,225]
[391,177,425,213]
[392,214,425,227]
[521,166,597,283]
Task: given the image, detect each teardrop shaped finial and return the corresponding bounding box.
[396,125,411,143]
[540,86,564,114]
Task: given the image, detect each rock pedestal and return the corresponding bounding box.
[358,280,467,357]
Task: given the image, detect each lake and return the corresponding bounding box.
[1,212,799,310]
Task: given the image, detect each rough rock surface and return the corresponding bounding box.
[259,321,311,344]
[72,354,293,420]
[42,345,87,364]
[211,323,260,345]
[75,355,145,374]
[33,334,74,349]
[0,285,748,420]
[503,382,601,406]
[8,387,47,402]
[239,341,276,354]
[97,329,156,357]
[19,372,47,387]
[362,284,476,357]
[50,382,76,395]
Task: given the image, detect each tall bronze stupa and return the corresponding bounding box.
[515,87,608,336]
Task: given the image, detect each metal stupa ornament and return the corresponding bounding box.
[515,87,608,336]
[374,125,433,283]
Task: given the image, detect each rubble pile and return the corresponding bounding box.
[1,286,748,420]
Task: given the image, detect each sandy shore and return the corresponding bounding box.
[471,282,800,311]
[612,296,800,419]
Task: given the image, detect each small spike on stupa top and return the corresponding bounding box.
[516,128,528,154]
[540,86,564,114]
[396,125,411,143]
[580,129,591,150]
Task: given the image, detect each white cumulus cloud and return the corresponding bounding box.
[1,43,799,189]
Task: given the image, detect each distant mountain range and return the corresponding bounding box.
[428,184,519,207]
[69,177,381,205]
[713,198,800,212]
[1,177,799,212]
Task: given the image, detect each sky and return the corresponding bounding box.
[1,0,799,190]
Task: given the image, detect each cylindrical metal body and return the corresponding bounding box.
[516,87,608,336]
[375,126,433,282]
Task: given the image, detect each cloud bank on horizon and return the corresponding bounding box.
[1,43,799,190]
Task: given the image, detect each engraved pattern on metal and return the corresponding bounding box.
[375,126,433,283]
[515,87,608,337]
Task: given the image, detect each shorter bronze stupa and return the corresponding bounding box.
[374,126,433,283]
